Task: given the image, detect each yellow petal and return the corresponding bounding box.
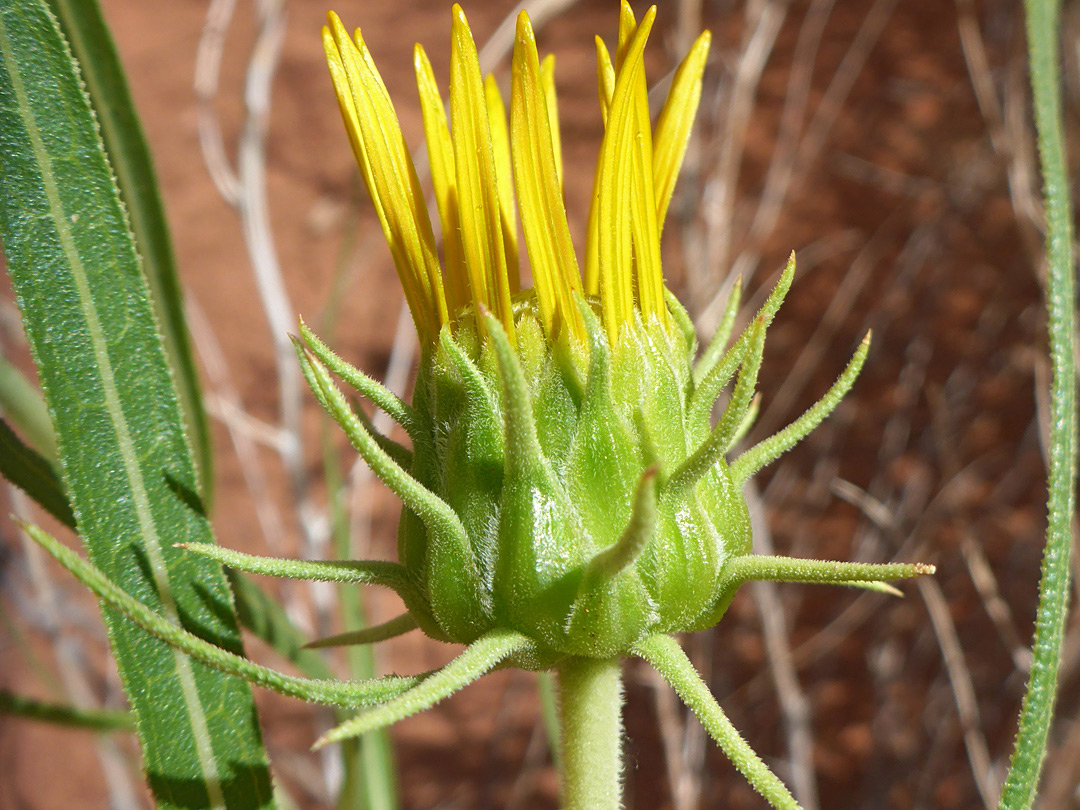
[584,36,615,296]
[627,13,664,327]
[323,14,447,343]
[449,4,514,339]
[539,54,562,190]
[485,74,520,294]
[594,36,615,126]
[510,11,584,343]
[595,6,656,343]
[616,0,636,69]
[653,30,710,234]
[414,43,469,315]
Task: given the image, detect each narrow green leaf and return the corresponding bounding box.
[999,1,1078,808]
[0,417,74,527]
[0,688,133,732]
[0,350,57,460]
[537,671,562,772]
[0,4,274,808]
[43,0,213,502]
[304,614,418,649]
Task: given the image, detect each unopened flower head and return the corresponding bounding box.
[299,2,927,668]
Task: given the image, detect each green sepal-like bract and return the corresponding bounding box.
[304,290,758,660]
[282,263,904,670]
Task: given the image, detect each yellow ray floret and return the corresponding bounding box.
[653,30,711,233]
[594,36,615,126]
[594,7,655,342]
[484,74,520,294]
[449,4,515,339]
[616,0,636,69]
[510,11,585,343]
[323,13,447,344]
[584,35,615,297]
[414,43,468,316]
[624,7,665,328]
[539,54,563,189]
[325,4,710,352]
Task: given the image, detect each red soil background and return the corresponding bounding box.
[2,0,1077,808]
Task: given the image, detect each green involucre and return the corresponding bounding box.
[314,294,757,659]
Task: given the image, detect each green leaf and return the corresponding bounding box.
[0,417,74,527]
[43,0,213,502]
[0,689,133,732]
[1000,1,1077,808]
[0,350,57,460]
[0,3,275,808]
[0,394,330,690]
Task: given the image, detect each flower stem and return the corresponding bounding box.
[556,656,624,810]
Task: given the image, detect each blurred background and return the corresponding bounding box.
[1,0,1076,808]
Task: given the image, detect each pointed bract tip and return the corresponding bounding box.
[310,732,334,751]
[862,329,872,345]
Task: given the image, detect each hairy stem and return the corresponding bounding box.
[999,0,1077,807]
[556,656,624,810]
